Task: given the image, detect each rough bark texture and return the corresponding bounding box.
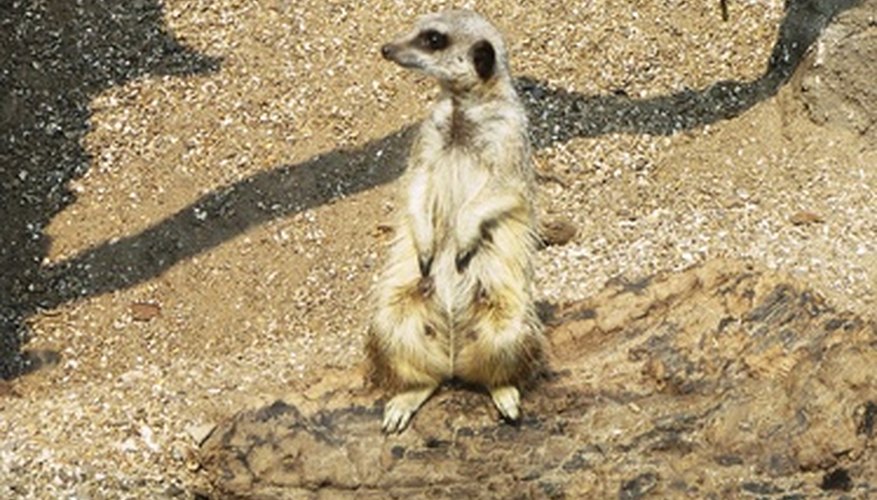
[199,259,876,498]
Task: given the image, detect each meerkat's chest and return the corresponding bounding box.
[428,147,488,209]
[417,103,493,209]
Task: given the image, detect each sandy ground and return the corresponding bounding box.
[1,0,874,497]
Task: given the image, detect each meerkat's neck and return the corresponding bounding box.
[433,74,519,147]
[441,74,516,108]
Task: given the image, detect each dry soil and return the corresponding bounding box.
[1,0,874,497]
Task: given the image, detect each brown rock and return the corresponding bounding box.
[798,0,877,144]
[130,302,161,322]
[540,217,578,247]
[789,211,824,226]
[199,260,877,498]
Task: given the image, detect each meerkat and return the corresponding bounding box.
[367,10,543,433]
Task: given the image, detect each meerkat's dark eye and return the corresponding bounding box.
[418,29,449,51]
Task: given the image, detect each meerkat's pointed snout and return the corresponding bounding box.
[379,40,422,70]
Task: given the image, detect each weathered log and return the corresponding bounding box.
[199,259,876,498]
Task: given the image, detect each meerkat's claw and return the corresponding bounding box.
[418,254,434,277]
[490,385,521,421]
[382,404,413,434]
[382,387,436,433]
[455,248,476,273]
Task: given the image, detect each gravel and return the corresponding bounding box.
[1,0,874,497]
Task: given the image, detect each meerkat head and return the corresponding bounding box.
[380,10,510,93]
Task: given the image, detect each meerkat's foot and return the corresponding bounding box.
[382,386,437,434]
[490,385,521,422]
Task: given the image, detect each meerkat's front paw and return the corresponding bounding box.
[455,221,488,272]
[454,225,479,273]
[382,386,437,433]
[490,385,521,422]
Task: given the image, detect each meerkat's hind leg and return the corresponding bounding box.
[382,385,439,433]
[489,385,521,422]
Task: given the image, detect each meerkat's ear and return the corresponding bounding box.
[470,40,496,81]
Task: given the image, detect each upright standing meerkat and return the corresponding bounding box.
[367,10,543,433]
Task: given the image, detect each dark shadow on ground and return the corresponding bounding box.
[0,0,861,378]
[0,0,220,377]
[522,0,862,148]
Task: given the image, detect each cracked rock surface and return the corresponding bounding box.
[200,260,877,498]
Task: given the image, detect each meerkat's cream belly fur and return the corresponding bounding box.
[371,206,537,383]
[375,152,534,371]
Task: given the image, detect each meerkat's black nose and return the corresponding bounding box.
[381,44,394,60]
